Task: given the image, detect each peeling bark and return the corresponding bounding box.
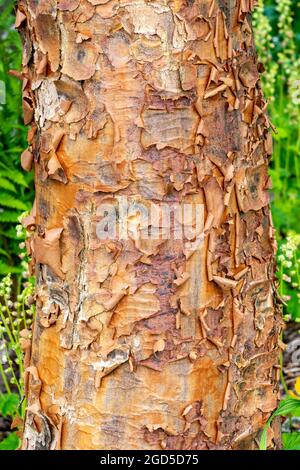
[18,0,282,450]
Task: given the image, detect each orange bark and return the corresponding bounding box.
[18,0,282,450]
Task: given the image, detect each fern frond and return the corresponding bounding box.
[0,192,29,210]
[0,165,28,187]
[0,210,20,222]
[0,177,16,192]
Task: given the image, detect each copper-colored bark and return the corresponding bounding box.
[18,0,282,450]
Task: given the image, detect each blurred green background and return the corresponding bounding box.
[0,0,299,450]
[0,0,32,279]
[253,0,300,321]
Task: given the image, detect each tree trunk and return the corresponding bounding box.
[18,0,282,450]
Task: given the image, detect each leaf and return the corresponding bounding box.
[0,177,16,192]
[0,227,20,239]
[260,398,300,450]
[0,247,9,258]
[5,147,25,154]
[274,398,300,416]
[0,210,21,222]
[273,127,289,139]
[0,192,28,211]
[0,166,28,187]
[0,393,19,417]
[0,432,20,450]
[0,261,22,275]
[283,433,300,451]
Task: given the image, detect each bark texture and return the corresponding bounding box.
[18,0,282,450]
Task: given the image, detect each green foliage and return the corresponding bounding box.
[0,271,35,448]
[0,432,20,450]
[0,272,35,401]
[0,393,20,449]
[254,0,300,451]
[0,1,33,275]
[277,234,300,321]
[0,3,34,449]
[254,1,300,320]
[0,393,19,417]
[282,432,300,450]
[260,397,300,449]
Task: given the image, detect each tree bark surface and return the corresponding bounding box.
[18,0,282,450]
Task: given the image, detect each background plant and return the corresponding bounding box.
[260,397,300,450]
[0,0,33,276]
[253,0,300,321]
[0,225,35,450]
[253,0,300,449]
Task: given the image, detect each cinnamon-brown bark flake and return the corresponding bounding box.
[18,0,282,450]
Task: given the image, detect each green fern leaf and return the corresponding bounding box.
[0,166,28,187]
[0,210,20,222]
[0,192,28,211]
[0,177,16,192]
